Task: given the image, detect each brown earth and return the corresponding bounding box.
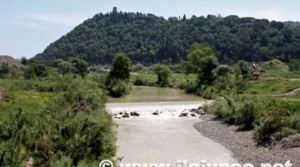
[194,114,300,167]
[280,88,300,96]
[0,55,24,68]
[0,89,5,101]
[271,87,300,97]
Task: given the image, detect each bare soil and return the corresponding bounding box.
[0,55,24,68]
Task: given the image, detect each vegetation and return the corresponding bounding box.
[0,62,10,78]
[261,59,289,71]
[35,9,300,64]
[234,60,250,79]
[288,58,300,71]
[0,60,116,166]
[155,65,172,87]
[69,58,88,77]
[105,53,132,97]
[205,94,299,145]
[23,64,48,79]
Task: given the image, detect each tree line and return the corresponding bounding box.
[35,9,300,64]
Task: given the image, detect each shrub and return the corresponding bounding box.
[236,99,259,130]
[201,85,218,99]
[0,80,116,166]
[155,65,172,87]
[254,99,291,145]
[206,96,237,124]
[289,114,300,132]
[261,59,289,71]
[134,77,145,86]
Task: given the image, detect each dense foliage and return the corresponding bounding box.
[155,65,172,87]
[0,78,116,166]
[105,53,132,97]
[35,9,300,64]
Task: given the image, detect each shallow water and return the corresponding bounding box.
[106,86,237,164]
[116,118,237,165]
[108,86,204,103]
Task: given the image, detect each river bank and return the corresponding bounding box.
[194,114,300,166]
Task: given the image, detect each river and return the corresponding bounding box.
[106,86,237,165]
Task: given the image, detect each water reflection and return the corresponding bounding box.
[108,86,204,103]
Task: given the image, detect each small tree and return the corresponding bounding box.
[155,65,172,87]
[23,64,48,79]
[213,65,233,90]
[105,53,132,97]
[184,43,219,88]
[23,65,35,79]
[58,61,73,76]
[21,57,28,65]
[184,43,217,73]
[234,60,250,79]
[34,64,48,78]
[196,56,219,87]
[69,58,88,77]
[0,62,10,78]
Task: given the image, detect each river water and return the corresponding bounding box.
[106,86,237,165]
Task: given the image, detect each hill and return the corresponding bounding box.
[0,55,24,68]
[35,8,300,64]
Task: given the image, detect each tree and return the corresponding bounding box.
[23,65,35,79]
[184,43,217,73]
[196,56,219,86]
[69,58,88,77]
[33,64,48,78]
[234,60,250,79]
[184,44,219,87]
[105,53,132,97]
[213,65,233,90]
[58,61,73,76]
[21,57,28,65]
[289,58,300,71]
[155,65,172,87]
[23,64,48,79]
[0,62,10,78]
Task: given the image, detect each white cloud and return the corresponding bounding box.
[225,7,300,21]
[26,13,88,26]
[11,20,44,29]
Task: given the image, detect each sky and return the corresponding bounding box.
[1,0,300,59]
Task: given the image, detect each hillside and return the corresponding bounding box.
[0,55,24,68]
[35,8,300,64]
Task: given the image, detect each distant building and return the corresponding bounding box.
[113,7,118,14]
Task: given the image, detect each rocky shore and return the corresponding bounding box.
[194,115,300,167]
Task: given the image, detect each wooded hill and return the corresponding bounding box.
[35,8,300,64]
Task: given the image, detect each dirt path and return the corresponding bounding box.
[106,102,237,165]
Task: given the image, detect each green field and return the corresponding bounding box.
[249,79,300,94]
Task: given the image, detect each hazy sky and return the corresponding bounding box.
[1,0,300,59]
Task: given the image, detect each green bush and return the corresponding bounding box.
[254,99,292,145]
[288,114,300,132]
[236,99,260,130]
[107,79,132,97]
[0,80,116,166]
[155,65,172,87]
[201,85,218,99]
[206,96,237,124]
[134,77,146,86]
